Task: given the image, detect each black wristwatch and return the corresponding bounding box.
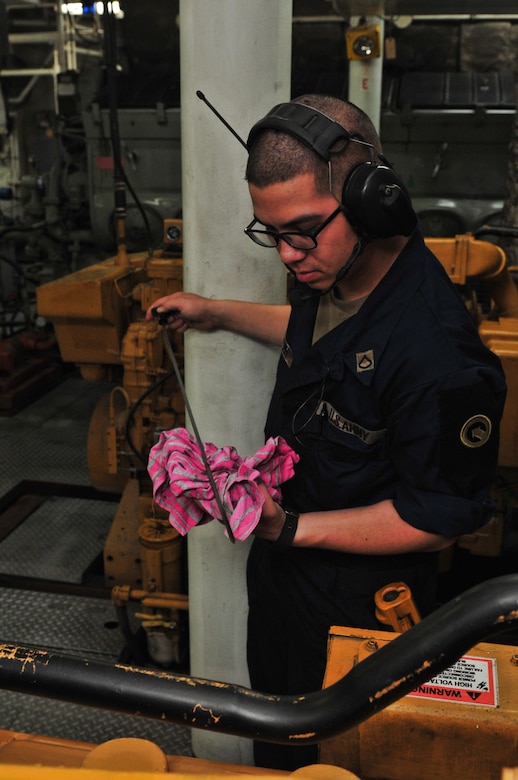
[273,509,300,548]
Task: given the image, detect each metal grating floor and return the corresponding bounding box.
[0,373,192,756]
[0,495,115,582]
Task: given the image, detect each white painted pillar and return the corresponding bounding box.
[348,10,385,130]
[179,0,292,765]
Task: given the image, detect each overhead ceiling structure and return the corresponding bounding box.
[332,0,518,16]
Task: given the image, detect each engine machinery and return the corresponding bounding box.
[36,218,188,667]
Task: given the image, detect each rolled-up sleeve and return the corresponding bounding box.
[391,367,506,537]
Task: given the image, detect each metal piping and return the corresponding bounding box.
[1,574,518,745]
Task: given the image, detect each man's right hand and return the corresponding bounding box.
[147,293,290,346]
[146,293,219,333]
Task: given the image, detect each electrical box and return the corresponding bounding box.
[345,24,381,60]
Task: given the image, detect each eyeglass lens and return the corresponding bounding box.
[249,230,318,250]
[245,205,343,250]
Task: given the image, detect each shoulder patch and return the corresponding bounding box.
[438,381,500,496]
[460,415,492,449]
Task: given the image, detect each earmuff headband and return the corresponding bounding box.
[247,103,353,162]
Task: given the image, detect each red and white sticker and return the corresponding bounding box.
[408,655,498,707]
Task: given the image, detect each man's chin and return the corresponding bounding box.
[296,273,326,288]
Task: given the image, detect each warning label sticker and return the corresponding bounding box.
[407,655,498,707]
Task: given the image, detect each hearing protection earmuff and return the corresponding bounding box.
[247,102,417,240]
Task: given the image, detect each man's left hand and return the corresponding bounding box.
[252,483,286,542]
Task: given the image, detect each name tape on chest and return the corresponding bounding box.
[316,401,386,445]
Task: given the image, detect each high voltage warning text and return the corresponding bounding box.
[407,655,498,707]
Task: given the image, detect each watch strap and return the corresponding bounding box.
[273,509,299,548]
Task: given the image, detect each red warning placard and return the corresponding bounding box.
[407,655,498,707]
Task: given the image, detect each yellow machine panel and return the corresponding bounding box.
[36,253,150,377]
[0,730,289,779]
[321,625,518,780]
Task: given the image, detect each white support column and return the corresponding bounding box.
[179,0,292,765]
[347,9,385,130]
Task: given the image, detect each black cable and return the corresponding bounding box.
[119,166,155,248]
[0,253,40,286]
[102,3,154,252]
[124,369,175,466]
[474,224,518,240]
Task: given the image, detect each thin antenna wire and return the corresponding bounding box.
[196,91,248,150]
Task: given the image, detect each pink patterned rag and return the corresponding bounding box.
[147,428,299,541]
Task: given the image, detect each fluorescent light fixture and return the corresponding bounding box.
[61,2,124,18]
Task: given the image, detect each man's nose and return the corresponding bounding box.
[277,239,307,264]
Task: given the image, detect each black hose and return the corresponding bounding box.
[0,252,40,286]
[0,575,518,745]
[102,4,153,252]
[124,369,175,465]
[474,225,518,240]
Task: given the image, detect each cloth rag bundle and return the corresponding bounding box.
[147,427,299,541]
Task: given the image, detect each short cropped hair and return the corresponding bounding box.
[246,94,382,200]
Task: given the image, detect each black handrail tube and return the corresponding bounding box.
[1,575,518,745]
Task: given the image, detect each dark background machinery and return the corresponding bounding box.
[2,3,518,772]
[2,0,518,658]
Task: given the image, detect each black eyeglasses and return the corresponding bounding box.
[244,204,344,250]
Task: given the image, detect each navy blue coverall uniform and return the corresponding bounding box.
[246,228,507,770]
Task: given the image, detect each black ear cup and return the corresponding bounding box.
[343,163,417,239]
